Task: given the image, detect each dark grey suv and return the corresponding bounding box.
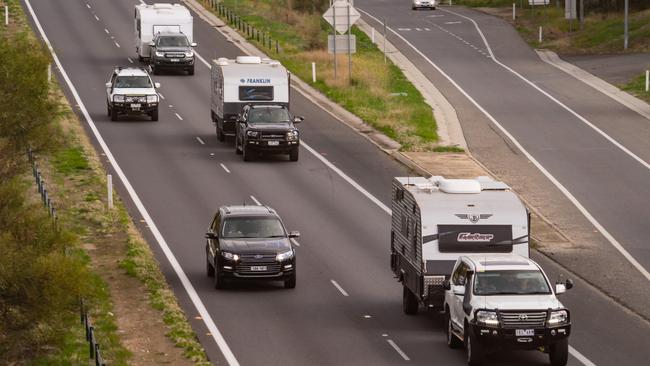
[205,205,298,289]
[149,33,196,75]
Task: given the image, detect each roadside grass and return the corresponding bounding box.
[621,71,650,103]
[458,2,650,54]
[202,0,441,151]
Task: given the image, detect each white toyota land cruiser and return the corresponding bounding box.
[443,254,573,366]
[106,67,160,121]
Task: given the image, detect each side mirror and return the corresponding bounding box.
[105,82,112,88]
[289,231,300,238]
[154,82,161,89]
[205,231,217,239]
[555,284,566,295]
[148,42,155,47]
[190,42,197,47]
[442,280,451,291]
[293,116,304,124]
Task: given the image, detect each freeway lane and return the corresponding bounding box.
[23,0,649,365]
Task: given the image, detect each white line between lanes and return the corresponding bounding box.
[220,163,231,173]
[128,57,133,63]
[358,8,650,286]
[175,113,183,121]
[114,41,120,48]
[196,136,205,145]
[386,339,410,361]
[23,1,240,365]
[158,92,164,99]
[94,15,99,21]
[86,4,90,9]
[104,28,109,34]
[250,195,261,205]
[330,280,349,297]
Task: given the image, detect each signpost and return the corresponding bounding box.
[323,0,360,82]
[565,0,577,33]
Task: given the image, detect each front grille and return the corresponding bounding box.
[236,254,281,275]
[165,53,185,58]
[125,96,146,103]
[261,133,286,141]
[500,311,547,328]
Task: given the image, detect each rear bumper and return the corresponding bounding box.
[469,323,571,350]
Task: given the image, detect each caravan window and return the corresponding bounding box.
[239,86,274,101]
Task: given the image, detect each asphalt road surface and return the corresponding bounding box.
[23,0,650,365]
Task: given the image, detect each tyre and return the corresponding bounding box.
[549,338,569,366]
[217,124,225,142]
[289,147,299,162]
[150,109,159,121]
[213,260,225,289]
[466,329,484,366]
[242,145,253,161]
[402,285,419,315]
[188,66,195,75]
[284,273,296,289]
[110,107,118,121]
[138,55,144,62]
[151,65,159,75]
[235,135,242,154]
[107,103,111,117]
[206,256,215,277]
[446,311,462,349]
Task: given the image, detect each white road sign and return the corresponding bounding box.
[528,0,549,5]
[322,0,360,34]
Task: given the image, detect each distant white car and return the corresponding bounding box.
[412,0,438,10]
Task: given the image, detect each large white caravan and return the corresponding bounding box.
[390,176,530,314]
[210,56,290,141]
[134,3,193,60]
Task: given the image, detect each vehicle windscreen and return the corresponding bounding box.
[474,270,551,296]
[157,35,189,47]
[114,76,152,88]
[221,217,286,238]
[247,107,290,124]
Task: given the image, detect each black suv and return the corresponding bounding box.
[234,105,303,162]
[149,33,196,75]
[205,205,299,289]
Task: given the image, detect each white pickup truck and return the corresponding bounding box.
[444,254,573,366]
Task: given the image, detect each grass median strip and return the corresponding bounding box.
[201,0,440,151]
[621,70,650,103]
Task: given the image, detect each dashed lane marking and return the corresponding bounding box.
[175,113,183,121]
[330,280,349,297]
[220,163,230,173]
[250,195,262,205]
[196,136,205,145]
[387,339,410,361]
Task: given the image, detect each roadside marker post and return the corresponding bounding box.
[646,70,649,92]
[513,3,516,20]
[107,174,114,209]
[5,5,8,26]
[371,27,375,43]
[312,62,316,83]
[47,63,52,82]
[538,26,543,43]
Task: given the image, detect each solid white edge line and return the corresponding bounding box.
[196,136,205,145]
[23,1,240,365]
[440,8,650,171]
[330,280,349,297]
[358,8,650,287]
[386,339,410,361]
[175,112,183,121]
[290,238,300,247]
[220,163,231,173]
[569,346,597,366]
[250,195,262,205]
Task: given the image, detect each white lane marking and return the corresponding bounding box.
[441,8,650,172]
[220,163,231,173]
[438,7,650,282]
[386,339,410,361]
[569,346,597,366]
[114,41,120,48]
[23,2,241,365]
[175,112,183,121]
[195,52,211,69]
[359,8,650,287]
[397,28,411,31]
[158,92,164,99]
[104,28,109,34]
[196,136,205,145]
[444,21,461,24]
[94,15,99,21]
[86,3,90,9]
[290,238,300,247]
[330,280,349,297]
[128,57,134,63]
[250,195,262,205]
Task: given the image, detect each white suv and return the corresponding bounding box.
[443,254,573,366]
[412,0,438,10]
[106,67,160,121]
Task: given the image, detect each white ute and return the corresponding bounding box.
[444,254,573,366]
[106,67,160,121]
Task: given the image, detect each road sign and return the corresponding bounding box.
[328,35,356,54]
[565,0,577,19]
[322,0,360,34]
[528,0,549,5]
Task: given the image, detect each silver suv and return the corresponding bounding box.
[106,67,160,121]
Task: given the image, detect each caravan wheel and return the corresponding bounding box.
[402,285,419,315]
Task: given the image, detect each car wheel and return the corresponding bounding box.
[188,66,195,75]
[152,65,159,75]
[107,103,111,117]
[150,108,159,121]
[284,273,296,289]
[289,147,299,162]
[402,285,418,315]
[549,338,569,366]
[242,145,253,161]
[466,329,483,366]
[446,311,462,349]
[138,55,144,62]
[217,124,225,142]
[213,260,225,289]
[235,135,242,154]
[206,254,215,277]
[110,107,119,121]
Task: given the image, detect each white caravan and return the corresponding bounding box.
[134,3,193,60]
[210,56,290,141]
[390,176,530,314]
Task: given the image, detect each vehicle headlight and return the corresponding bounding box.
[246,130,259,138]
[276,249,294,261]
[155,51,165,57]
[548,310,569,327]
[475,310,499,327]
[286,130,299,141]
[146,94,158,103]
[113,95,125,102]
[221,252,240,261]
[184,51,194,57]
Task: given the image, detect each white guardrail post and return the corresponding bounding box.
[646,70,649,92]
[312,62,316,83]
[107,174,114,209]
[5,5,8,26]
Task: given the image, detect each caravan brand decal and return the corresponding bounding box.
[457,232,495,242]
[455,214,493,223]
[242,78,271,84]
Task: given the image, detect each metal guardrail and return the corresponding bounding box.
[81,299,108,366]
[205,0,280,53]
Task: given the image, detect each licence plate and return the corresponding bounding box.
[130,103,141,109]
[250,266,267,271]
[268,141,280,146]
[516,329,535,336]
[170,58,180,62]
